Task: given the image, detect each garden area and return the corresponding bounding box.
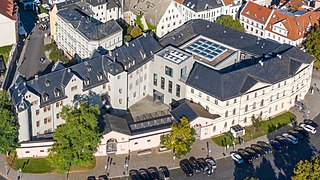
[212,112,297,147]
[44,43,74,66]
[0,45,13,65]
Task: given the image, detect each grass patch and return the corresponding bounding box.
[44,42,69,64]
[10,157,96,174]
[0,45,13,65]
[212,112,296,146]
[38,5,48,14]
[314,60,320,70]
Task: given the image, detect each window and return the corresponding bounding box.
[283,90,285,96]
[234,99,237,103]
[215,99,218,105]
[44,117,48,124]
[253,102,256,109]
[262,90,265,95]
[133,92,136,98]
[40,150,45,152]
[224,122,227,128]
[244,117,247,123]
[119,99,122,104]
[245,105,248,112]
[247,95,249,100]
[176,84,180,97]
[255,92,257,98]
[206,106,209,111]
[165,66,173,77]
[226,101,229,106]
[269,107,272,113]
[161,77,165,89]
[36,121,40,127]
[147,140,151,142]
[71,86,77,91]
[261,99,264,107]
[232,120,235,125]
[233,108,236,115]
[36,109,39,115]
[198,92,202,97]
[119,88,122,94]
[213,126,216,132]
[129,83,133,90]
[191,88,194,94]
[56,113,60,119]
[225,111,228,118]
[206,96,210,101]
[134,142,138,145]
[275,105,278,111]
[168,81,172,93]
[270,95,273,102]
[180,66,187,79]
[25,151,30,154]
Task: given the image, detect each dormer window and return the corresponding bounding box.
[43,93,49,102]
[54,88,60,97]
[87,65,92,72]
[45,80,50,86]
[97,72,103,81]
[85,77,90,85]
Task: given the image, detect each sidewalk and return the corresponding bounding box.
[0,70,319,179]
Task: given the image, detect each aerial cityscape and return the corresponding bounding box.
[0,0,320,179]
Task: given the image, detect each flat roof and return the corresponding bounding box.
[181,37,235,67]
[157,46,191,64]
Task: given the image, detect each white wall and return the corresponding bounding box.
[0,15,17,46]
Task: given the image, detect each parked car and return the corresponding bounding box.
[139,168,152,180]
[158,166,170,180]
[87,176,96,180]
[300,123,317,134]
[98,175,108,180]
[269,140,283,151]
[129,170,140,180]
[275,136,290,148]
[287,130,304,140]
[40,57,45,63]
[238,148,253,163]
[250,145,266,157]
[188,156,201,173]
[294,127,309,137]
[304,119,318,128]
[282,133,298,144]
[205,157,217,175]
[256,141,273,153]
[196,158,209,174]
[230,151,244,164]
[244,147,259,159]
[148,167,160,180]
[179,159,194,177]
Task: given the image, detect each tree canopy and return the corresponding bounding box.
[292,156,320,180]
[216,15,245,32]
[304,25,320,61]
[0,90,19,154]
[160,117,196,158]
[48,102,101,173]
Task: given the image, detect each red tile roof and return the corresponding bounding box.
[223,0,233,5]
[0,0,18,21]
[266,9,320,40]
[241,1,273,25]
[175,0,185,4]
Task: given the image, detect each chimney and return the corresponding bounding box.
[35,75,39,80]
[259,59,264,66]
[277,54,282,59]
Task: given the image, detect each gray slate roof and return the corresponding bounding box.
[9,55,122,109]
[57,8,122,40]
[85,0,120,7]
[186,46,314,101]
[171,101,220,122]
[160,19,284,57]
[182,0,224,12]
[100,114,131,135]
[124,0,171,25]
[106,33,163,73]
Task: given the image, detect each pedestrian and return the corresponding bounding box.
[314,83,317,86]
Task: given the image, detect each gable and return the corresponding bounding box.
[273,21,287,31]
[241,76,270,94]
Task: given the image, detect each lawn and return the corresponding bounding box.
[44,42,70,64]
[10,157,96,173]
[0,45,13,65]
[212,112,296,146]
[314,60,320,70]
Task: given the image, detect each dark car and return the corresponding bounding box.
[288,130,304,140]
[98,175,108,180]
[269,140,283,151]
[158,166,170,180]
[238,148,253,163]
[205,157,217,175]
[244,147,259,159]
[250,145,266,157]
[179,159,194,177]
[148,167,160,180]
[188,156,201,173]
[196,158,209,174]
[294,127,309,137]
[139,168,152,180]
[304,119,318,128]
[129,170,140,180]
[275,136,290,148]
[256,141,273,153]
[87,176,96,180]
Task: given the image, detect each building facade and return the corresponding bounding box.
[0,0,19,47]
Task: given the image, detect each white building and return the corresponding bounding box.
[85,0,122,23]
[0,0,19,47]
[12,19,314,157]
[56,8,123,59]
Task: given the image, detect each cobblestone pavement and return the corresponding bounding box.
[0,70,320,180]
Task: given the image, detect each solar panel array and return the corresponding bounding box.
[162,49,189,64]
[185,39,227,60]
[130,117,174,131]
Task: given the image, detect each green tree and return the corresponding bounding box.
[304,25,320,61]
[0,90,19,154]
[130,26,143,38]
[292,156,320,180]
[216,15,245,32]
[245,177,259,180]
[48,102,101,173]
[160,117,196,158]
